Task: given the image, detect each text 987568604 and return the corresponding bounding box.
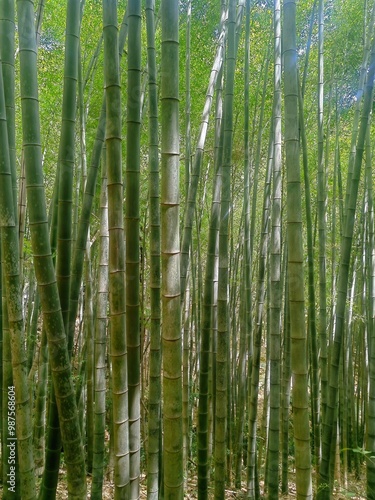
[7,386,17,493]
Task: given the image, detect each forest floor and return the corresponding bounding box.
[52,466,367,498]
[0,465,367,498]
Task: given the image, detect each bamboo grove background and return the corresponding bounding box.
[0,0,374,498]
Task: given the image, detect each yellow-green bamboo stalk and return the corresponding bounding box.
[215,0,237,496]
[145,0,162,496]
[126,1,142,496]
[283,0,312,497]
[17,0,86,497]
[103,1,129,497]
[161,0,183,496]
[0,55,36,500]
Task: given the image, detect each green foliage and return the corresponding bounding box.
[342,447,375,464]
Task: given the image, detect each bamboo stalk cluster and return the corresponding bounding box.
[0,0,374,499]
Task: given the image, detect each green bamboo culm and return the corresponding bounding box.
[235,0,251,489]
[56,0,81,334]
[283,0,312,497]
[126,1,142,496]
[197,49,225,500]
[91,150,109,500]
[33,325,48,477]
[366,119,375,499]
[40,0,82,496]
[145,0,162,497]
[103,0,130,497]
[83,11,129,500]
[317,39,375,500]
[0,2,20,498]
[215,0,236,497]
[68,8,128,360]
[298,69,321,480]
[0,0,17,224]
[16,0,86,498]
[317,0,328,431]
[161,0,184,497]
[179,26,224,303]
[0,55,35,500]
[266,0,282,495]
[247,124,274,500]
[56,0,82,347]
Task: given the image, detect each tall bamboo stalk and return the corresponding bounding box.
[318,32,375,500]
[91,149,109,500]
[246,126,273,500]
[366,121,375,498]
[17,0,86,495]
[103,0,129,496]
[317,0,327,432]
[68,7,128,364]
[126,2,142,496]
[283,0,312,496]
[266,0,282,494]
[180,27,225,302]
[56,0,81,335]
[298,74,320,476]
[0,0,17,224]
[40,1,82,494]
[215,0,237,496]
[0,56,35,500]
[161,0,183,496]
[145,0,161,497]
[197,58,224,500]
